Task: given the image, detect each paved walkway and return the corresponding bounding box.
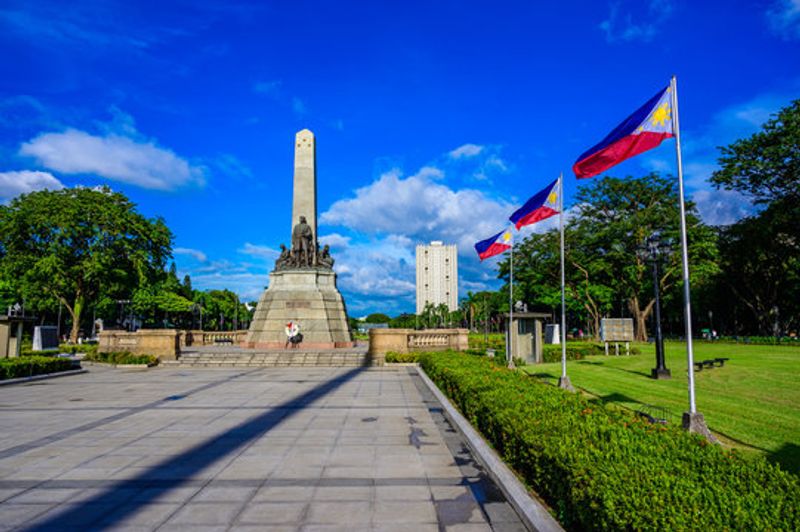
[0,365,525,531]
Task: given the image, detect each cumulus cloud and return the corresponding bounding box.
[19,122,204,190]
[692,189,754,226]
[767,0,800,40]
[239,242,280,260]
[173,247,208,263]
[599,0,675,43]
[321,168,516,255]
[449,143,484,159]
[0,170,64,201]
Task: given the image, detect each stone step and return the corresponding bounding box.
[160,352,371,367]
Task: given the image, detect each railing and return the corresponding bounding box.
[368,328,469,365]
[408,333,450,348]
[180,330,248,347]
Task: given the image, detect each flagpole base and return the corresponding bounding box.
[682,412,717,443]
[558,376,575,392]
[651,368,672,380]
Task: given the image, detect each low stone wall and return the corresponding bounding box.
[368,328,469,365]
[179,330,248,347]
[98,330,179,361]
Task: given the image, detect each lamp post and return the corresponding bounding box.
[638,231,671,380]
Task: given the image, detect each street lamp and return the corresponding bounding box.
[637,231,672,380]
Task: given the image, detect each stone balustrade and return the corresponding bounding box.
[98,329,179,360]
[368,328,469,365]
[179,330,248,347]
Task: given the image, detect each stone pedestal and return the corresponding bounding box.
[245,268,353,349]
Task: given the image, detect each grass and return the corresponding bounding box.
[522,340,800,474]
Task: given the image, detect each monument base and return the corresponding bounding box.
[244,268,354,349]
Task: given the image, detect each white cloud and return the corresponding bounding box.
[321,168,516,256]
[0,170,64,201]
[449,143,484,159]
[318,233,351,250]
[238,242,280,260]
[413,166,444,180]
[173,247,208,263]
[599,0,675,43]
[692,189,754,226]
[767,0,800,40]
[20,125,204,191]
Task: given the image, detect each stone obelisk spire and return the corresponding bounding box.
[292,129,317,247]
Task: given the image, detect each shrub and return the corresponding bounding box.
[385,352,419,363]
[468,333,506,350]
[86,351,158,366]
[418,351,799,530]
[59,343,99,356]
[0,356,75,380]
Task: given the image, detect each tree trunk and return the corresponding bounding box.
[628,296,655,342]
[70,294,85,343]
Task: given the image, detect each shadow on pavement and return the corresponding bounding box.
[22,366,366,531]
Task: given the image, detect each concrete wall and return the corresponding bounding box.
[368,328,469,365]
[99,329,179,360]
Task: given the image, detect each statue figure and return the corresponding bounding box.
[275,243,292,270]
[291,216,313,267]
[319,244,334,269]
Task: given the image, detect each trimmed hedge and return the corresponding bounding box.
[385,352,420,363]
[0,356,75,380]
[86,351,158,366]
[419,351,799,530]
[542,342,640,362]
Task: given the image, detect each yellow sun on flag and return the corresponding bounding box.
[547,191,558,204]
[502,231,512,243]
[650,103,671,127]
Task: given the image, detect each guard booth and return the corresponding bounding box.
[0,309,36,358]
[506,312,550,364]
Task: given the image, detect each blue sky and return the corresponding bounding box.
[1,0,798,316]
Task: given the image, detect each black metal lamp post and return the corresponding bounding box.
[638,231,672,380]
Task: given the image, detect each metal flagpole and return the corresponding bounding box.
[508,236,515,368]
[671,75,712,438]
[557,174,574,391]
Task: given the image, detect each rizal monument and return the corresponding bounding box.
[244,129,354,349]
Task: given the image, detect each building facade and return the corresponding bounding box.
[416,241,458,314]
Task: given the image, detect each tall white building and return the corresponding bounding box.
[416,241,458,314]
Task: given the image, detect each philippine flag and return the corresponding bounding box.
[509,177,560,230]
[474,229,513,261]
[573,85,674,179]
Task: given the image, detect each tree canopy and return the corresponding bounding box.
[0,187,172,341]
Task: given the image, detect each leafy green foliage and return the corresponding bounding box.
[86,351,158,365]
[711,99,800,205]
[420,351,800,530]
[0,187,172,341]
[0,356,75,380]
[384,352,419,363]
[365,313,391,324]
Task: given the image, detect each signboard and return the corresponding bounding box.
[600,318,634,342]
[33,326,59,351]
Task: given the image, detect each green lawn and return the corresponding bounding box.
[522,341,800,474]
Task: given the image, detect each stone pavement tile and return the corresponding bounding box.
[305,501,371,524]
[5,487,82,504]
[190,486,257,503]
[435,499,486,525]
[376,463,426,478]
[0,488,26,503]
[375,484,432,501]
[444,524,493,532]
[271,464,323,480]
[253,485,315,502]
[157,525,230,532]
[236,501,306,524]
[133,486,203,504]
[0,503,52,529]
[96,501,181,528]
[373,500,438,524]
[300,526,371,532]
[321,465,373,479]
[430,485,476,501]
[313,485,373,501]
[231,526,296,532]
[165,501,243,526]
[24,501,116,529]
[372,525,439,532]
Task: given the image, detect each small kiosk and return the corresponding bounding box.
[0,306,35,358]
[507,311,550,364]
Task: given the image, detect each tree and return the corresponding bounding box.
[365,313,391,324]
[499,174,718,341]
[710,99,800,205]
[0,187,172,341]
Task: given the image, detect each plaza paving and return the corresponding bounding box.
[0,365,526,531]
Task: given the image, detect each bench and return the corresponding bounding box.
[694,358,730,371]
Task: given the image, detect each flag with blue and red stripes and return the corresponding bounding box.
[474,229,513,261]
[509,177,560,230]
[573,85,674,179]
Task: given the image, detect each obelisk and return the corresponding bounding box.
[244,129,354,350]
[292,129,317,248]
